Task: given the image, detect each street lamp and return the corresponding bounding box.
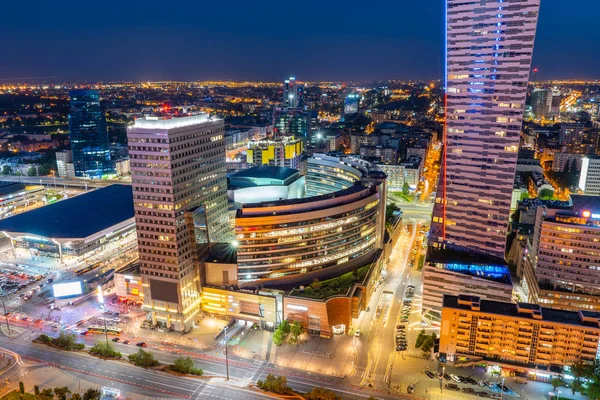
[1,298,11,332]
[97,285,109,346]
[223,325,230,381]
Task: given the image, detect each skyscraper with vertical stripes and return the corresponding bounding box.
[429,0,541,260]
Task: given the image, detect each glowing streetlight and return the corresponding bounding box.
[231,240,239,248]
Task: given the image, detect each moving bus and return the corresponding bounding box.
[87,325,124,336]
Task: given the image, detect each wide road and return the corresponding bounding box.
[349,217,424,394]
[0,330,409,400]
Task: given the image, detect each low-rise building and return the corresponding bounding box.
[440,294,600,370]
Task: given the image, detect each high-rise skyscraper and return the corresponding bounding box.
[68,90,113,179]
[283,77,303,108]
[128,114,230,331]
[430,0,541,260]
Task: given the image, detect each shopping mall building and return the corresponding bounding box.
[194,154,390,336]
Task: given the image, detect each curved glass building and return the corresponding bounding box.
[234,154,387,286]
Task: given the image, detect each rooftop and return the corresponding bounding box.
[131,114,216,130]
[443,295,600,329]
[0,184,134,239]
[230,166,299,182]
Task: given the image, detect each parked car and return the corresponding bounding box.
[425,371,435,379]
[450,374,461,383]
[136,342,148,348]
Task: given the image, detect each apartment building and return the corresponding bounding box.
[440,295,600,369]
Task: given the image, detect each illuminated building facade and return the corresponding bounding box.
[273,108,309,138]
[440,295,600,369]
[283,77,304,108]
[128,114,229,331]
[246,136,304,170]
[422,262,513,322]
[430,0,541,259]
[579,156,600,195]
[305,154,364,196]
[234,155,387,286]
[68,90,114,179]
[525,196,600,311]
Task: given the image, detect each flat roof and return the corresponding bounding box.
[443,295,600,329]
[230,166,299,181]
[0,184,134,239]
[132,114,217,130]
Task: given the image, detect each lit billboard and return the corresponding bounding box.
[52,281,83,298]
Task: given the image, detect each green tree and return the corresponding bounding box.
[169,356,203,375]
[288,321,303,345]
[550,376,564,391]
[34,385,40,396]
[273,327,286,346]
[27,166,37,176]
[415,329,426,348]
[128,348,159,367]
[571,379,584,395]
[2,166,12,175]
[39,388,55,400]
[257,374,292,395]
[52,332,84,350]
[305,387,340,400]
[538,188,554,200]
[402,182,410,196]
[90,340,121,358]
[82,388,100,400]
[54,387,71,400]
[70,394,82,400]
[19,381,24,397]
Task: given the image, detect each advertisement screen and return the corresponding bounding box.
[52,281,83,298]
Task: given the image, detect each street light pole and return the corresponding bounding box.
[500,377,505,400]
[224,325,229,381]
[2,299,11,332]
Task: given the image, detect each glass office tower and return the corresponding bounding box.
[68,90,113,179]
[430,0,541,260]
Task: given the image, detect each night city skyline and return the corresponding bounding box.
[1,1,600,400]
[1,0,599,82]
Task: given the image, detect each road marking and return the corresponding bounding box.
[145,380,196,392]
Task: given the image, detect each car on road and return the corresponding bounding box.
[476,391,489,398]
[407,385,414,394]
[71,328,82,333]
[425,371,435,379]
[354,329,361,337]
[444,373,451,381]
[462,387,475,394]
[450,374,461,383]
[444,384,460,392]
[122,340,130,345]
[112,337,120,342]
[80,331,89,336]
[478,380,486,386]
[136,342,148,347]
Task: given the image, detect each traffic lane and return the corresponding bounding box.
[253,370,409,400]
[0,337,201,398]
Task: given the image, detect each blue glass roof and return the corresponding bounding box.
[0,184,134,239]
[444,263,512,285]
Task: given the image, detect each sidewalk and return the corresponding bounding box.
[271,334,355,378]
